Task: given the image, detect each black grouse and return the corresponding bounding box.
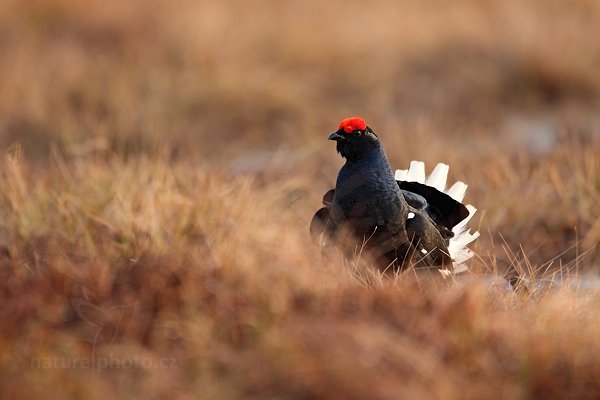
[310,117,479,272]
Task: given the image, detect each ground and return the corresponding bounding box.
[1,0,600,398]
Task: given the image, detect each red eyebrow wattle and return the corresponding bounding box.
[338,117,367,133]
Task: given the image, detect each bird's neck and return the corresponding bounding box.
[343,139,378,162]
[345,144,391,171]
[337,145,399,193]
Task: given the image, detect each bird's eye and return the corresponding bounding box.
[352,130,362,136]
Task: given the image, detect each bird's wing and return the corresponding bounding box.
[405,211,452,267]
[310,207,331,245]
[400,190,428,211]
[322,189,335,207]
[398,181,469,230]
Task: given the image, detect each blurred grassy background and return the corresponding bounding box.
[2,0,600,265]
[1,0,600,398]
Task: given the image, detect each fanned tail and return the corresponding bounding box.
[396,161,480,273]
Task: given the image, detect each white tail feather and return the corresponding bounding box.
[446,181,468,202]
[394,169,408,181]
[453,205,477,233]
[448,204,480,269]
[396,160,479,273]
[452,248,475,265]
[426,163,449,191]
[406,161,426,183]
[449,229,480,253]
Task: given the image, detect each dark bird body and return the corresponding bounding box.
[331,143,408,236]
[311,117,474,270]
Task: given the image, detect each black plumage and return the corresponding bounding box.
[311,118,469,270]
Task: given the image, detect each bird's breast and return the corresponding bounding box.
[333,170,406,225]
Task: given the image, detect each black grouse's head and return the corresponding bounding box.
[329,117,380,161]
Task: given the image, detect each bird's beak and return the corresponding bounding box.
[328,131,345,141]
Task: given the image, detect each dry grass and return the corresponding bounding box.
[1,0,600,398]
